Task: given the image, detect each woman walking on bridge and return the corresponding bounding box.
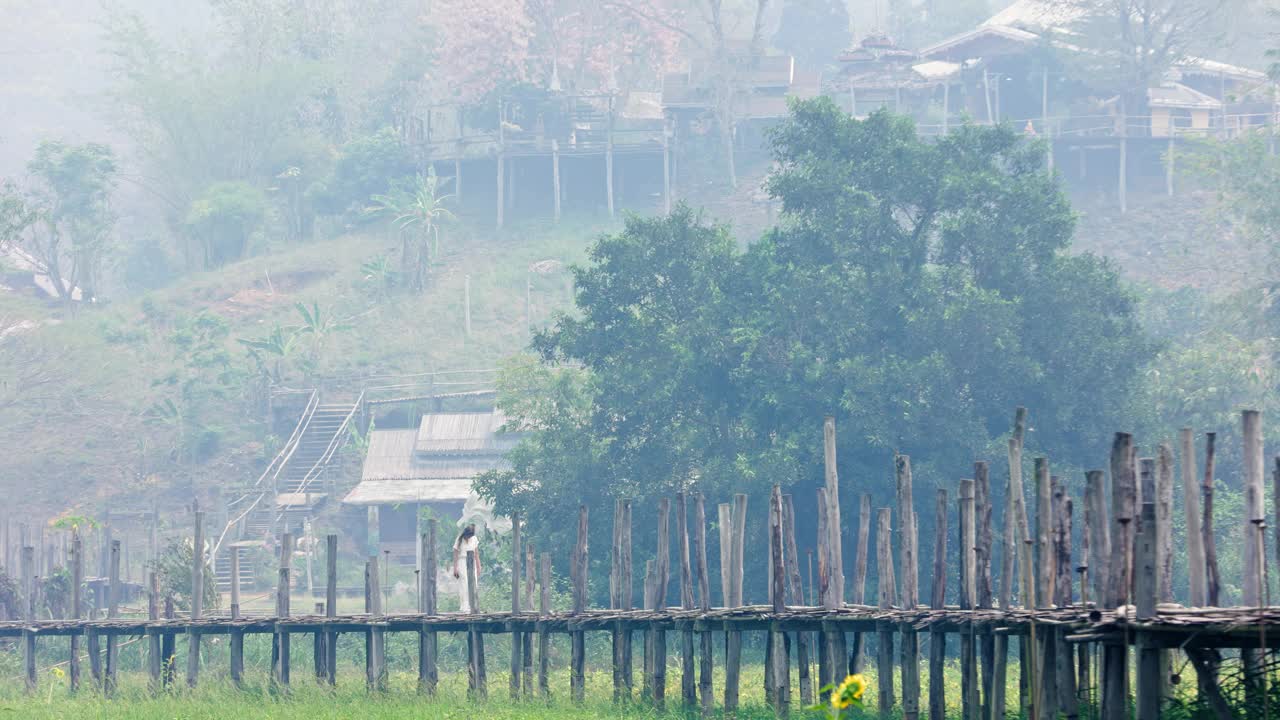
[451,523,481,613]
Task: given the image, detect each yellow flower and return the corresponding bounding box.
[50,666,65,679]
[832,673,867,710]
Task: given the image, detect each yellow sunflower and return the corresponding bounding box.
[831,673,867,710]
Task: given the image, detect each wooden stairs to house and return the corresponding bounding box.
[212,392,362,593]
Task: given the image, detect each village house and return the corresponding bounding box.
[344,409,519,563]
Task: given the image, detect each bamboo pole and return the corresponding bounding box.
[678,493,697,708]
[782,495,812,705]
[876,507,896,716]
[420,523,438,695]
[928,489,948,720]
[960,479,979,720]
[896,455,920,720]
[1180,429,1206,607]
[695,493,714,716]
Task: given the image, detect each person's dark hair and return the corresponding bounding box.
[456,523,476,545]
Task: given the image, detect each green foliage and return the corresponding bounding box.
[314,129,417,217]
[0,141,118,302]
[184,182,268,268]
[0,571,19,619]
[146,313,240,465]
[481,102,1154,597]
[366,169,457,292]
[148,538,219,613]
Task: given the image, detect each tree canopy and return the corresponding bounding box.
[478,99,1155,591]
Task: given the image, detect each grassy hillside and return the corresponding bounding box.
[0,216,616,518]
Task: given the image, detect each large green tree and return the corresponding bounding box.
[478,100,1154,598]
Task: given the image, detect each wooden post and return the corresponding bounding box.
[718,503,733,607]
[551,139,561,222]
[960,479,979,720]
[273,533,293,688]
[523,542,534,697]
[1203,432,1220,606]
[677,493,697,708]
[1053,482,1077,720]
[420,522,438,695]
[509,512,522,700]
[1135,502,1160,720]
[325,534,338,686]
[611,499,624,702]
[230,549,241,619]
[312,601,325,683]
[782,495,813,705]
[1101,432,1135,720]
[694,493,714,715]
[23,629,36,694]
[1033,461,1057,717]
[724,494,747,716]
[571,505,588,703]
[896,456,920,720]
[187,503,203,688]
[975,461,996,720]
[161,595,176,688]
[768,486,790,716]
[928,489,948,720]
[368,556,387,692]
[822,417,845,605]
[1180,429,1206,606]
[464,549,484,697]
[816,491,831,692]
[1242,410,1265,701]
[105,539,120,695]
[147,572,161,692]
[70,530,82,693]
[622,501,634,698]
[538,552,551,697]
[849,493,871,674]
[876,507,897,716]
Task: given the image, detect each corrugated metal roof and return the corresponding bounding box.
[361,429,512,481]
[1149,82,1223,110]
[415,411,519,454]
[344,478,475,505]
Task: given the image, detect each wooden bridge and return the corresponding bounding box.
[6,408,1279,720]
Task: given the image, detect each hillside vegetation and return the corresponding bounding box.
[0,217,609,515]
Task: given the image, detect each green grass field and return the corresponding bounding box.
[0,629,1015,720]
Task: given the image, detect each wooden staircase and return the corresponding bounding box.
[213,393,362,593]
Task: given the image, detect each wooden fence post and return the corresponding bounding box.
[147,572,161,692]
[325,534,338,686]
[273,532,293,689]
[465,549,485,698]
[768,486,790,716]
[538,552,551,697]
[187,503,203,689]
[850,493,871,675]
[104,540,120,695]
[960,478,979,720]
[896,456,920,720]
[928,489,948,720]
[1241,410,1265,705]
[70,530,82,693]
[783,494,813,705]
[876,507,897,716]
[975,461,995,720]
[1135,502,1160,720]
[1203,432,1220,606]
[653,499,668,708]
[420,522,438,695]
[694,493,714,716]
[678,493,697,708]
[570,505,588,703]
[1102,432,1135,720]
[1033,461,1056,718]
[510,512,522,700]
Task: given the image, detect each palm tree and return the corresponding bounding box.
[366,168,456,292]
